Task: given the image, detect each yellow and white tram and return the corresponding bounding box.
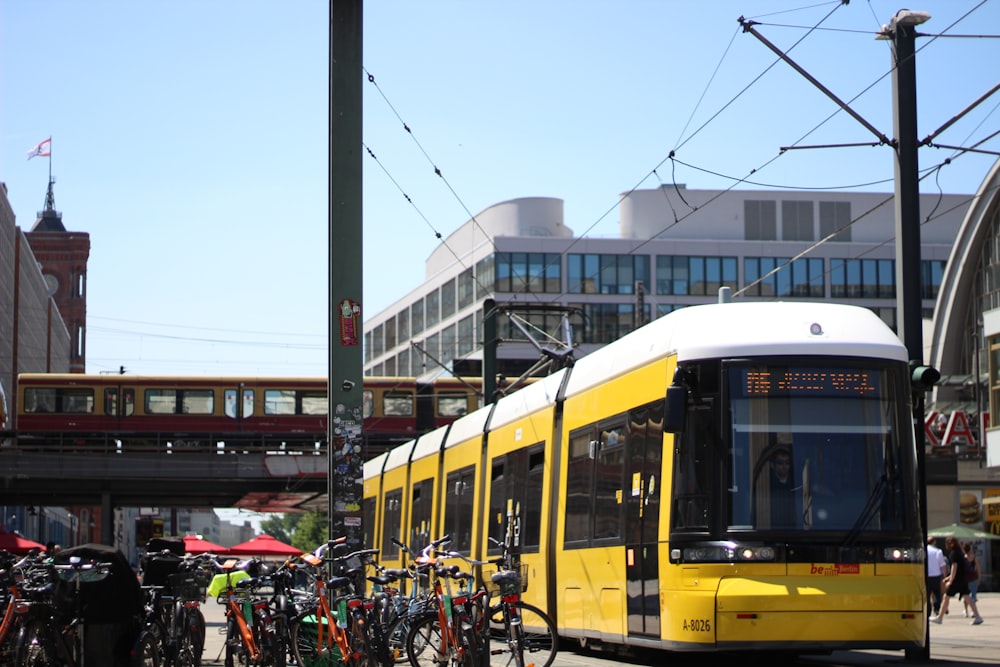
[363,298,928,656]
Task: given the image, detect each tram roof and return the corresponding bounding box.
[563,300,908,398]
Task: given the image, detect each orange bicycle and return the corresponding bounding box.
[211,557,283,667]
[288,539,388,667]
[404,536,489,667]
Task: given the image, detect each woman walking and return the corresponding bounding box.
[931,535,983,625]
[962,542,981,618]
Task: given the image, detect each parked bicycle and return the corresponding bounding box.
[481,537,557,667]
[14,553,159,667]
[211,557,285,667]
[0,550,40,664]
[403,536,491,667]
[370,539,435,665]
[288,539,393,667]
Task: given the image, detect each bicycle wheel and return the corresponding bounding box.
[486,602,557,667]
[176,607,204,667]
[225,615,251,667]
[384,613,417,664]
[289,611,340,667]
[132,628,163,667]
[269,612,287,667]
[13,618,58,667]
[405,613,453,667]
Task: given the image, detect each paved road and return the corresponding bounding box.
[197,593,1000,666]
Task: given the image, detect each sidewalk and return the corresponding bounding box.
[196,592,1000,666]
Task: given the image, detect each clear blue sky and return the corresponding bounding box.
[3,1,998,377]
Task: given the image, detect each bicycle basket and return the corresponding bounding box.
[487,563,528,597]
[167,571,208,602]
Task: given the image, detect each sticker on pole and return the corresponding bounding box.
[339,299,361,346]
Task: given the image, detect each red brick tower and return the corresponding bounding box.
[24,178,90,373]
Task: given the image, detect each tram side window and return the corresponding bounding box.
[362,496,376,549]
[444,466,476,553]
[409,478,434,552]
[564,428,596,546]
[488,445,544,553]
[105,388,118,417]
[594,422,626,542]
[437,392,469,418]
[123,388,135,417]
[381,489,403,559]
[672,404,713,531]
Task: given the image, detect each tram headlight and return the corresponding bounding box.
[679,543,777,563]
[883,546,920,562]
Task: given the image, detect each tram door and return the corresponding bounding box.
[624,401,663,637]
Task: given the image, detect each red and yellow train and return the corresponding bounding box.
[10,373,493,455]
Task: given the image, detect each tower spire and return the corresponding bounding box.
[32,175,65,232]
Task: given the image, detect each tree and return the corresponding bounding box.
[291,511,328,553]
[260,513,299,545]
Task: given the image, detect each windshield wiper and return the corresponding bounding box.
[842,473,887,547]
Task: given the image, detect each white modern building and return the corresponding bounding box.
[364,186,964,386]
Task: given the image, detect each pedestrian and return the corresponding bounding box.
[931,535,983,625]
[962,541,981,618]
[926,536,947,616]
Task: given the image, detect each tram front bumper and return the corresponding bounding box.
[713,576,925,649]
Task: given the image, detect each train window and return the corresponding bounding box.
[383,391,414,417]
[105,389,118,417]
[242,389,253,417]
[564,427,595,546]
[362,390,374,419]
[224,390,238,418]
[300,391,327,415]
[181,390,213,415]
[61,389,94,414]
[264,390,295,415]
[444,466,475,553]
[24,388,56,413]
[382,489,403,559]
[437,392,468,418]
[123,388,135,417]
[145,389,177,414]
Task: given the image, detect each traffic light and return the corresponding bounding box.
[910,361,940,392]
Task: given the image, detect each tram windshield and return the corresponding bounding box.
[722,362,911,533]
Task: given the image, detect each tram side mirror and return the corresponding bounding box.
[664,384,687,434]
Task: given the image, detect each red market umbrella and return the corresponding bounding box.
[0,528,45,555]
[226,534,302,557]
[183,534,229,555]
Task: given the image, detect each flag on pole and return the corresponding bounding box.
[27,137,51,160]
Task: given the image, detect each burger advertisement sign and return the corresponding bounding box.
[959,490,982,524]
